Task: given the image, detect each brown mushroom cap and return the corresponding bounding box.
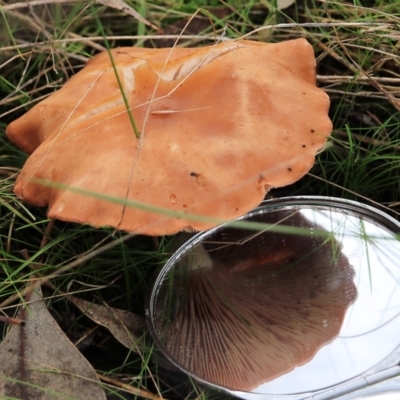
[7,39,332,235]
[154,210,357,391]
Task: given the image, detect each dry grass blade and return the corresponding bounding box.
[94,0,158,30]
[2,0,157,31]
[98,373,166,400]
[2,0,83,11]
[0,232,138,309]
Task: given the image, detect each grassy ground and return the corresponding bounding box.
[1,0,400,399]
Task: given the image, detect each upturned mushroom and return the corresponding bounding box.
[7,39,332,235]
[154,210,357,391]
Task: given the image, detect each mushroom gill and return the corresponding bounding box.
[154,209,357,391]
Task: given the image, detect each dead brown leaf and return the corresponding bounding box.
[68,296,145,352]
[0,284,107,400]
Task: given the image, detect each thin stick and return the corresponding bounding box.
[326,11,400,112]
[334,130,400,152]
[318,41,358,74]
[240,22,391,40]
[74,325,99,347]
[0,315,25,325]
[97,373,165,400]
[307,172,400,217]
[40,219,55,250]
[317,75,400,84]
[2,0,158,30]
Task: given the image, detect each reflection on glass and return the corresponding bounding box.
[153,208,358,391]
[261,208,400,395]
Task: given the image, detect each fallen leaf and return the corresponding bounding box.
[94,0,158,30]
[68,296,145,352]
[0,284,107,400]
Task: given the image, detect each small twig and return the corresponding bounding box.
[325,9,400,112]
[6,215,15,254]
[322,88,393,100]
[2,0,83,11]
[1,61,62,102]
[2,0,158,31]
[318,41,358,73]
[0,93,51,119]
[66,31,105,52]
[26,1,58,73]
[152,237,160,250]
[317,75,400,84]
[0,315,25,325]
[0,35,228,52]
[74,325,99,348]
[97,373,165,400]
[3,9,44,36]
[40,219,55,250]
[307,172,400,217]
[240,22,392,40]
[344,42,399,59]
[0,81,62,106]
[334,130,400,152]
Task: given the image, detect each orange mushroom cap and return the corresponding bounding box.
[7,39,332,235]
[154,209,357,391]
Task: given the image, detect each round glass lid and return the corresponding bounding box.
[147,197,400,397]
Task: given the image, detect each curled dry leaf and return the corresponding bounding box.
[0,284,107,400]
[68,296,145,351]
[7,39,332,235]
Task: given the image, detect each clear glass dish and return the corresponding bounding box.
[147,196,400,400]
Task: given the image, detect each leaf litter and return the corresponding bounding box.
[0,283,107,400]
[68,296,145,352]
